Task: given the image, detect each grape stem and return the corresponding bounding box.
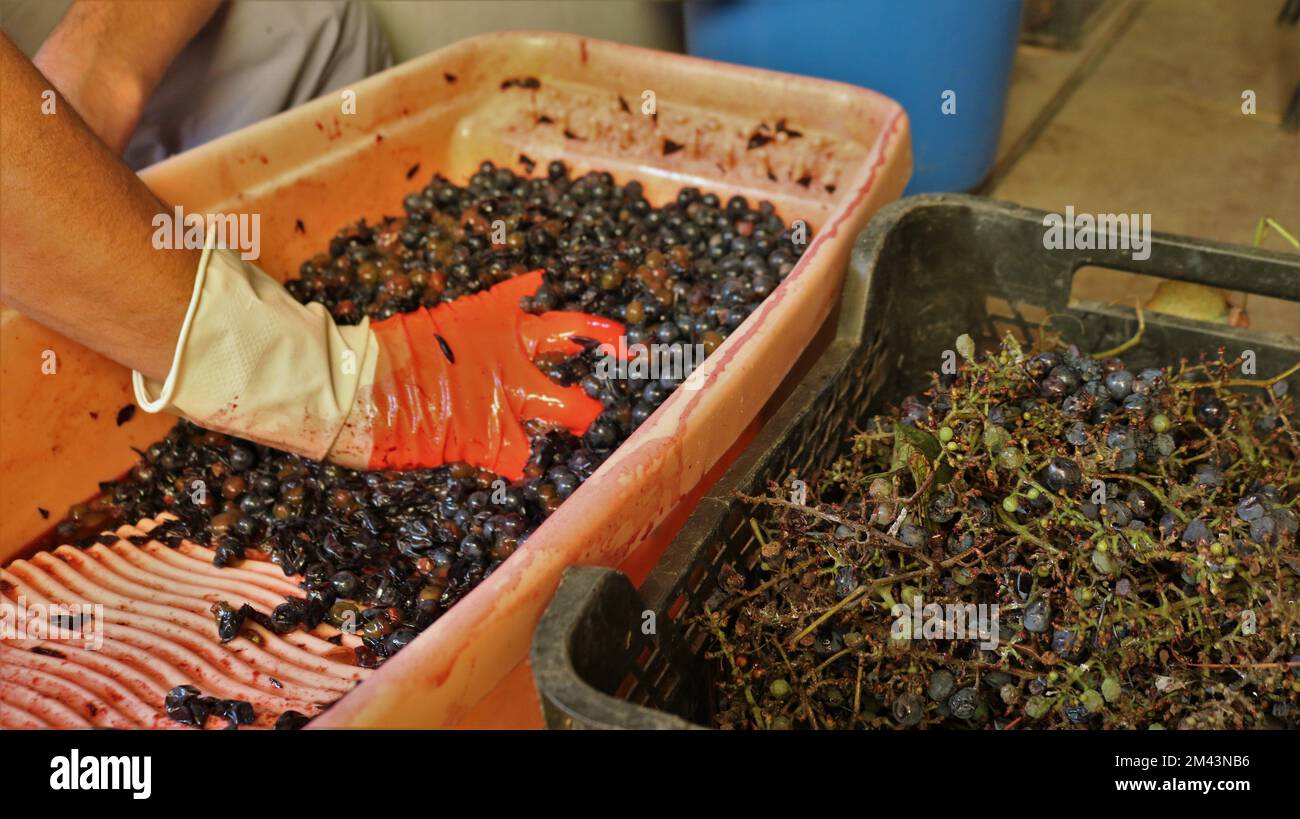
[1173,360,1300,390]
[741,493,939,568]
[1185,660,1300,670]
[1091,302,1145,360]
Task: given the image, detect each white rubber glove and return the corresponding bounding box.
[135,234,625,478]
[133,235,379,462]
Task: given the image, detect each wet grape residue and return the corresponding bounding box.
[46,159,813,688]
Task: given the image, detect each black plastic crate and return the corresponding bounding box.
[530,193,1300,729]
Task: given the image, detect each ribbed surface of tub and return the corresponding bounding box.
[0,515,370,729]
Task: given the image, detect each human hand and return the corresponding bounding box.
[329,270,625,478]
[135,246,624,481]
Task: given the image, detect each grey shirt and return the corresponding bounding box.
[2,0,392,169]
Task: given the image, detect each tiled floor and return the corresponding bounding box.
[992,0,1298,248]
[985,0,1299,331]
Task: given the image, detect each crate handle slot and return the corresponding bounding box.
[1069,265,1300,338]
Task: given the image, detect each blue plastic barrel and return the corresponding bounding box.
[684,0,1023,192]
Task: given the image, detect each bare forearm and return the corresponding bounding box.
[0,33,196,380]
[33,0,222,153]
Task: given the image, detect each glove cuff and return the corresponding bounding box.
[132,236,217,413]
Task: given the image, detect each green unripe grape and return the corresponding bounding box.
[1081,688,1104,713]
[1024,696,1051,720]
[1102,677,1122,703]
[1092,550,1115,575]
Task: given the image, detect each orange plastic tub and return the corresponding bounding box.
[0,32,909,727]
